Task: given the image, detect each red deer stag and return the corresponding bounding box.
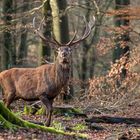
[0,16,95,126]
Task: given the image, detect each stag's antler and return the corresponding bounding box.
[66,16,96,47]
[33,17,61,48]
[33,16,95,48]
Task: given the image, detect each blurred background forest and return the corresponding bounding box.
[0,0,140,110]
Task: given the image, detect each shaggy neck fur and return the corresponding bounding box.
[55,59,70,86]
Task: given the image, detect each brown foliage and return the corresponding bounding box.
[88,59,140,109]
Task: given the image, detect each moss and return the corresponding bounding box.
[23,105,41,115]
[0,101,88,139]
[53,107,86,117]
[23,105,31,115]
[35,106,46,115]
[0,115,18,131]
[72,123,87,131]
[52,121,64,131]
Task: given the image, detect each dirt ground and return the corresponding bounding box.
[0,96,140,140]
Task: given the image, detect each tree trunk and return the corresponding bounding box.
[80,1,91,81]
[12,0,17,66]
[2,0,14,70]
[18,0,29,65]
[38,0,52,65]
[50,0,69,43]
[113,0,130,79]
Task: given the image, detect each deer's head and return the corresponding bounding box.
[56,47,72,64]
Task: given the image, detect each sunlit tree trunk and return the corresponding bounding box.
[113,0,130,79]
[50,0,69,43]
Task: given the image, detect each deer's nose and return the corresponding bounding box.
[62,52,67,57]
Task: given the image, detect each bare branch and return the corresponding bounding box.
[67,16,96,47]
[33,17,59,48]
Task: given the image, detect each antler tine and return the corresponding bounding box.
[38,17,45,31]
[66,30,78,46]
[51,33,63,47]
[78,16,95,40]
[33,17,48,42]
[33,17,59,48]
[68,16,95,47]
[80,16,90,39]
[39,17,64,47]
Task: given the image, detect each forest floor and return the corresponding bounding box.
[0,97,140,140]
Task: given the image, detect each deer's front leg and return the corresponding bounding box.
[39,94,53,126]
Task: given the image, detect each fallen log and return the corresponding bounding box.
[0,101,88,139]
[24,104,87,117]
[85,115,140,124]
[53,105,87,117]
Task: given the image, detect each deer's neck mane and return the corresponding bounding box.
[54,61,70,86]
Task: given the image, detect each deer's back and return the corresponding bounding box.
[0,64,58,99]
